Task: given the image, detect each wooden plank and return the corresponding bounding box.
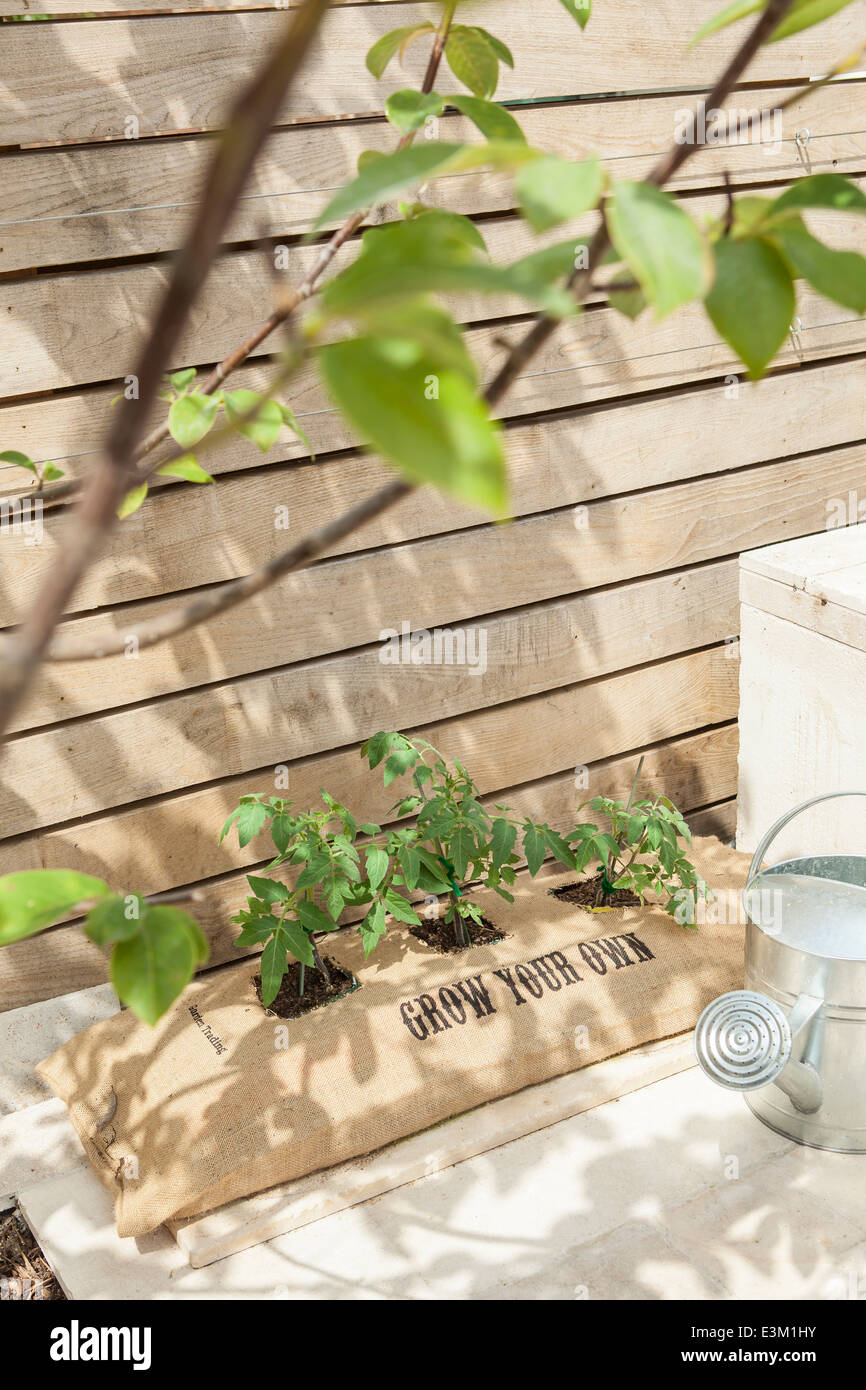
[0,722,737,1010]
[0,0,407,10]
[1,256,861,491]
[5,440,864,736]
[0,559,738,833]
[4,196,863,397]
[0,644,738,888]
[4,82,864,272]
[2,355,865,626]
[2,1,862,147]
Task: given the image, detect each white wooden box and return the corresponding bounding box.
[737,522,866,862]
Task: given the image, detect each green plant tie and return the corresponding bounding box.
[438,856,462,897]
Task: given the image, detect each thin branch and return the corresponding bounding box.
[0,0,333,740]
[723,37,866,143]
[723,169,735,235]
[42,475,413,660]
[23,0,798,666]
[0,0,460,518]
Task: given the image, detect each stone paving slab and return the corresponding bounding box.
[0,1098,87,1211]
[0,985,119,1114]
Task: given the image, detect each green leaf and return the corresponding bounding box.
[323,878,346,921]
[446,25,500,98]
[259,932,288,1007]
[543,826,576,869]
[277,403,314,457]
[314,141,535,230]
[110,906,198,1025]
[270,810,294,856]
[607,182,712,317]
[559,0,592,27]
[117,483,148,519]
[449,825,475,881]
[607,270,647,320]
[295,855,331,892]
[449,93,525,143]
[296,899,336,934]
[0,450,36,474]
[41,461,64,482]
[705,235,794,379]
[281,919,316,967]
[516,155,603,232]
[399,847,421,890]
[167,393,218,450]
[224,391,283,453]
[156,454,214,484]
[360,898,388,956]
[235,917,278,947]
[325,213,575,321]
[491,817,517,869]
[383,744,417,785]
[386,89,444,134]
[319,336,506,515]
[383,886,422,926]
[182,915,209,965]
[771,219,866,314]
[219,807,241,845]
[246,875,290,904]
[323,210,484,308]
[365,23,434,78]
[692,0,855,43]
[362,730,400,770]
[771,173,866,217]
[315,143,463,228]
[772,0,857,40]
[415,847,453,891]
[691,0,761,42]
[471,28,514,67]
[236,799,269,848]
[169,367,197,392]
[523,824,546,876]
[0,870,112,945]
[365,845,389,892]
[84,893,145,946]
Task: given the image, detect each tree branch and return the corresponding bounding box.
[0,0,333,739]
[2,0,798,671]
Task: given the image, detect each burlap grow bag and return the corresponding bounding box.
[38,836,751,1237]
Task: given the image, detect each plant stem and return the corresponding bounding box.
[626,755,644,814]
[312,940,331,985]
[413,766,462,943]
[298,962,305,997]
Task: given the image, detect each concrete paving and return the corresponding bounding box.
[0,985,119,1114]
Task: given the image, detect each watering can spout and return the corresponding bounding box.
[694,989,823,1114]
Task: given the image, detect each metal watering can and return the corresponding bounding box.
[695,792,866,1153]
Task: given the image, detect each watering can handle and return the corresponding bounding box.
[747,791,866,887]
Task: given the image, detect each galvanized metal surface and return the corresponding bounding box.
[696,792,866,1153]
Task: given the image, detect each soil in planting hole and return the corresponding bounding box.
[0,1208,65,1300]
[551,874,642,909]
[410,913,504,955]
[255,956,358,1020]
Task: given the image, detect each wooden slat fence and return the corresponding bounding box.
[1,0,864,1008]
